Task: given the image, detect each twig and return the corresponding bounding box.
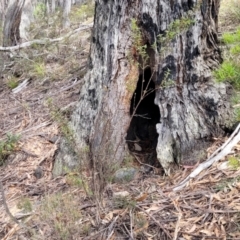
[0,24,93,51]
[136,205,172,238]
[173,123,240,191]
[0,181,20,225]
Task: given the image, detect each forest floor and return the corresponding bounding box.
[1,1,240,240]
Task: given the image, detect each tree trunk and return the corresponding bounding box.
[2,0,25,46]
[62,0,71,28]
[19,0,34,41]
[55,0,234,179]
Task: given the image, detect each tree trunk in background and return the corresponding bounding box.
[51,0,55,13]
[20,0,34,41]
[0,0,8,28]
[2,0,25,46]
[55,0,234,181]
[62,0,71,28]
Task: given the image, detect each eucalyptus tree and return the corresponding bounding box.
[56,1,233,179]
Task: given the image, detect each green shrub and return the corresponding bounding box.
[0,133,20,165]
[39,193,82,240]
[222,31,240,44]
[6,77,18,89]
[214,61,240,89]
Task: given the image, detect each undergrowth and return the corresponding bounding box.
[0,133,20,165]
[214,26,240,122]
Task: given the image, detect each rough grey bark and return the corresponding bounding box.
[2,0,25,46]
[55,0,234,177]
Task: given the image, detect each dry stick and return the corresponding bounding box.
[136,206,172,238]
[0,24,93,51]
[173,123,240,191]
[0,181,20,225]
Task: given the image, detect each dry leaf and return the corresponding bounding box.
[102,212,113,225]
[135,192,148,202]
[145,204,160,213]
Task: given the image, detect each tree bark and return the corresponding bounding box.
[55,0,234,178]
[62,0,71,28]
[2,0,25,46]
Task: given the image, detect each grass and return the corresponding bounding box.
[6,76,18,89]
[219,0,240,29]
[0,133,20,165]
[17,197,32,212]
[37,192,83,240]
[228,156,240,170]
[214,61,240,89]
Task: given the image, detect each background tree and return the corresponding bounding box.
[2,0,25,46]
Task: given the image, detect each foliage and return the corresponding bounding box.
[219,0,240,28]
[17,197,32,212]
[69,2,95,25]
[6,76,18,89]
[0,133,20,165]
[39,193,82,240]
[130,19,148,65]
[228,156,240,170]
[32,61,46,78]
[46,98,75,146]
[33,3,46,19]
[158,15,195,50]
[214,61,240,89]
[215,28,240,91]
[113,195,136,209]
[222,29,240,44]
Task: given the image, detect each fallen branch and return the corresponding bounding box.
[0,24,93,51]
[173,123,240,191]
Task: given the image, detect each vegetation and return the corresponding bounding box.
[37,193,83,240]
[0,133,20,165]
[17,197,32,212]
[46,98,75,146]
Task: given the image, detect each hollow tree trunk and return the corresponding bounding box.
[55,0,234,178]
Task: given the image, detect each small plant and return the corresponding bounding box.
[131,18,149,65]
[113,195,136,209]
[228,156,240,170]
[0,133,20,165]
[6,77,18,89]
[69,2,95,24]
[214,61,240,89]
[158,15,195,51]
[46,98,75,146]
[33,3,46,19]
[17,197,32,212]
[39,193,81,240]
[33,62,46,78]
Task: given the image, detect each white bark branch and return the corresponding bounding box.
[0,23,93,51]
[173,123,240,191]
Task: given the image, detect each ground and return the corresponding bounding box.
[1,1,240,239]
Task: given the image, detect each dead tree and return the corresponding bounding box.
[55,0,234,180]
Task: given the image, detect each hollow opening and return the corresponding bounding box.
[126,68,160,166]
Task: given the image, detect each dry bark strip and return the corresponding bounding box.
[173,123,240,191]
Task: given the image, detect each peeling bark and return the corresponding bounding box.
[56,0,234,177]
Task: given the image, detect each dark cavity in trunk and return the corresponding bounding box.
[126,67,160,166]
